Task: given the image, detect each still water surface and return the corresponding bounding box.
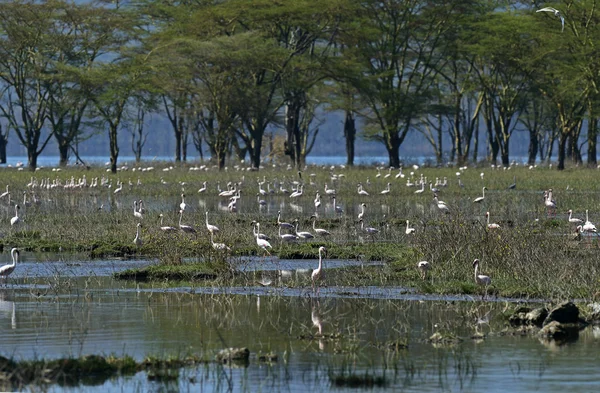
[0,254,597,392]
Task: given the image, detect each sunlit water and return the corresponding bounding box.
[0,254,596,392]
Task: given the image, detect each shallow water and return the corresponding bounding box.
[0,256,597,392]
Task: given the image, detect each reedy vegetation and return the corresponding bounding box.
[0,0,598,171]
[1,164,600,299]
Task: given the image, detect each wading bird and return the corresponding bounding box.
[311,246,326,295]
[417,260,430,280]
[405,220,416,235]
[10,205,20,226]
[133,223,142,247]
[210,232,230,251]
[294,219,314,240]
[159,214,177,232]
[205,211,219,234]
[277,211,294,230]
[485,212,501,229]
[311,215,331,237]
[133,201,143,219]
[179,210,196,234]
[567,209,583,225]
[473,187,487,203]
[0,248,19,283]
[255,222,272,255]
[473,259,491,299]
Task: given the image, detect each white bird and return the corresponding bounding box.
[324,184,336,195]
[159,214,177,232]
[133,223,143,247]
[210,231,231,251]
[537,6,565,32]
[0,248,19,282]
[417,260,430,280]
[544,189,557,216]
[179,210,196,234]
[433,195,450,214]
[311,215,331,237]
[255,222,272,255]
[380,182,391,195]
[331,196,343,214]
[582,210,597,240]
[473,187,487,203]
[279,226,298,242]
[567,209,583,225]
[357,184,369,196]
[311,246,326,294]
[252,221,270,241]
[405,220,416,235]
[290,184,304,198]
[485,212,501,229]
[205,211,219,234]
[0,185,9,199]
[294,219,314,240]
[10,205,20,226]
[138,200,147,214]
[414,182,425,194]
[358,203,367,221]
[277,211,294,229]
[180,193,188,212]
[198,181,208,193]
[133,201,143,219]
[473,259,491,298]
[359,219,379,237]
[314,191,321,210]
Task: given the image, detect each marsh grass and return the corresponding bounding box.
[2,164,600,299]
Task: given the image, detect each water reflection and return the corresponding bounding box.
[0,292,16,329]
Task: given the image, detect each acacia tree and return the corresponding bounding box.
[0,1,56,170]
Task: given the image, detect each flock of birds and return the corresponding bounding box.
[0,158,596,297]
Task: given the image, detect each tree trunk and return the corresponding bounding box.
[109,125,119,174]
[500,144,509,167]
[557,133,567,170]
[385,132,400,168]
[0,133,7,164]
[472,124,479,164]
[343,111,356,166]
[250,133,263,169]
[27,147,38,172]
[175,128,182,162]
[58,143,70,167]
[588,117,597,167]
[528,130,538,166]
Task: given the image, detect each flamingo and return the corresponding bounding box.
[324,184,336,195]
[198,181,208,193]
[205,211,219,234]
[331,196,343,214]
[210,231,231,251]
[311,215,331,237]
[507,176,516,190]
[567,209,583,225]
[405,220,416,235]
[314,191,321,211]
[473,259,491,299]
[433,195,450,214]
[544,189,557,216]
[414,182,425,194]
[536,6,565,32]
[357,184,369,196]
[179,210,196,234]
[359,219,379,238]
[0,248,19,283]
[138,200,147,214]
[180,193,188,212]
[10,205,20,226]
[277,211,294,229]
[133,201,143,219]
[380,182,391,195]
[159,214,177,232]
[251,221,270,241]
[582,210,597,243]
[485,212,501,229]
[279,226,298,243]
[294,219,314,240]
[358,203,366,221]
[133,223,142,247]
[0,185,9,199]
[290,184,304,198]
[417,261,430,279]
[311,246,326,295]
[255,222,272,255]
[473,187,487,203]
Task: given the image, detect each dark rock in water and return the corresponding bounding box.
[538,321,580,343]
[215,348,250,365]
[509,306,548,327]
[543,302,579,326]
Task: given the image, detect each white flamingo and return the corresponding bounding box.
[159,214,177,232]
[357,184,369,196]
[198,181,208,193]
[252,221,270,241]
[567,209,583,225]
[279,226,298,243]
[314,191,321,211]
[10,205,20,226]
[179,210,196,234]
[0,185,9,199]
[417,261,430,279]
[210,231,231,251]
[473,259,491,299]
[324,184,336,195]
[294,219,314,240]
[414,182,425,194]
[536,6,565,32]
[405,220,416,235]
[311,215,331,237]
[277,211,294,229]
[180,193,188,212]
[358,203,366,221]
[433,195,450,214]
[133,223,142,247]
[473,187,487,203]
[311,246,326,295]
[133,201,143,219]
[359,219,379,238]
[0,248,19,283]
[138,200,147,214]
[485,212,500,229]
[331,196,343,214]
[255,222,272,255]
[205,211,220,234]
[380,182,391,195]
[290,184,304,198]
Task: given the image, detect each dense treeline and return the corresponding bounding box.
[0,0,596,171]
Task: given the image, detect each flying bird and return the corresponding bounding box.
[537,7,564,33]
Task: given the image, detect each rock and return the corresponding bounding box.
[543,302,579,326]
[215,348,250,365]
[509,306,548,327]
[538,321,579,343]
